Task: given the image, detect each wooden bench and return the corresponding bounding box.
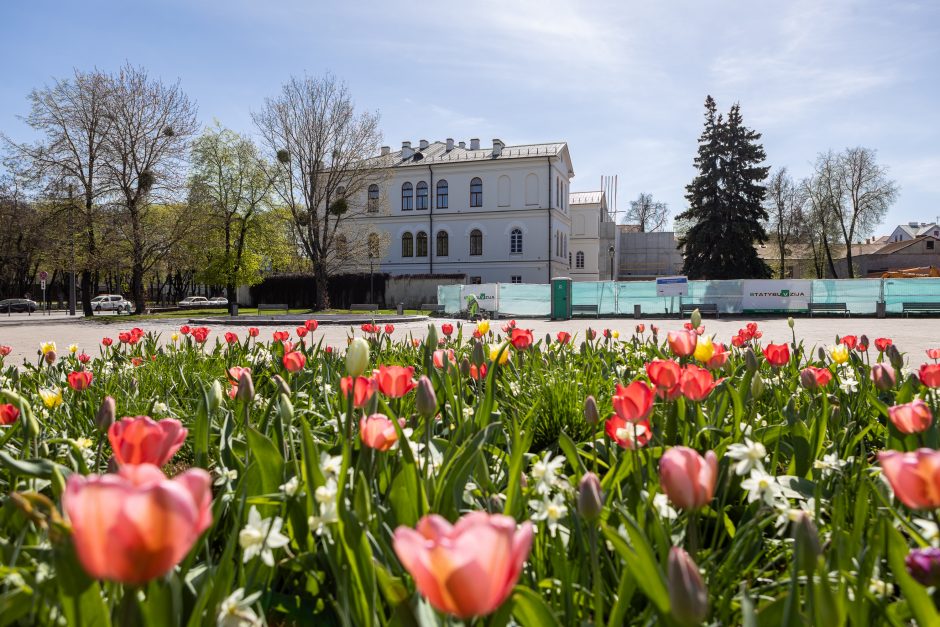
[572,304,599,318]
[350,303,378,312]
[679,303,719,319]
[903,302,940,316]
[808,302,849,317]
[257,303,289,314]
[421,303,445,313]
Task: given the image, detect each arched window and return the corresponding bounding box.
[335,235,348,259]
[469,229,483,256]
[525,173,539,206]
[436,180,449,209]
[470,177,483,207]
[401,182,413,211]
[510,228,523,254]
[368,233,380,258]
[576,251,585,269]
[367,184,379,212]
[416,231,428,257]
[401,232,413,257]
[436,231,449,257]
[416,181,428,210]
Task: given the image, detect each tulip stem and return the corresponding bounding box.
[688,511,699,559]
[589,525,603,624]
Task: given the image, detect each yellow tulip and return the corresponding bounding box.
[68,344,79,354]
[40,341,56,355]
[39,388,63,409]
[829,344,849,364]
[612,330,620,339]
[476,320,490,335]
[693,335,715,362]
[489,344,510,365]
[171,333,180,342]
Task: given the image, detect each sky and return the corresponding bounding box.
[1,0,938,234]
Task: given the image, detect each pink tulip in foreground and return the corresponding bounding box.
[659,446,718,510]
[64,463,212,585]
[879,449,940,510]
[359,413,399,451]
[108,416,187,467]
[393,512,533,619]
[888,399,933,435]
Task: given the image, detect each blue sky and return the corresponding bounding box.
[2,0,938,233]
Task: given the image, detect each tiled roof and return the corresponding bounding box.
[367,141,567,168]
[569,191,604,205]
[873,235,939,255]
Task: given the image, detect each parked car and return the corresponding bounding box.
[208,296,229,307]
[178,296,210,308]
[90,294,132,313]
[0,298,38,313]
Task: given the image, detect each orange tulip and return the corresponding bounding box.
[64,463,212,585]
[375,365,416,398]
[108,416,187,467]
[340,376,376,408]
[879,449,940,510]
[762,343,790,367]
[679,365,719,402]
[888,400,933,435]
[359,413,399,451]
[282,351,306,372]
[667,330,697,357]
[392,512,533,619]
[659,446,718,510]
[646,360,682,398]
[611,380,654,423]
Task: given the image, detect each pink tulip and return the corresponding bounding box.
[393,512,533,619]
[888,399,933,434]
[64,463,212,585]
[667,330,697,357]
[659,446,718,510]
[359,413,399,451]
[879,449,940,509]
[108,416,187,467]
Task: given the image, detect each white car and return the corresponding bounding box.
[208,296,229,306]
[91,295,132,313]
[178,296,210,308]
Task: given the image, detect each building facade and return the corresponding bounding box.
[887,222,940,243]
[617,229,684,279]
[339,138,575,284]
[568,191,617,281]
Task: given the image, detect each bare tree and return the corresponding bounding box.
[190,124,273,309]
[804,153,844,278]
[763,168,805,278]
[252,74,383,309]
[101,64,198,313]
[5,69,112,315]
[624,192,668,232]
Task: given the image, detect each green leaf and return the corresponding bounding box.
[509,586,562,627]
[245,426,285,498]
[885,523,940,625]
[53,542,111,627]
[601,519,669,615]
[0,451,72,480]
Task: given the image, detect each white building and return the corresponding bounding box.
[339,138,575,284]
[568,191,617,281]
[887,221,940,243]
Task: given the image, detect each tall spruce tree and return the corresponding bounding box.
[677,97,771,279]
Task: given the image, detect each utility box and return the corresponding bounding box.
[551,277,572,320]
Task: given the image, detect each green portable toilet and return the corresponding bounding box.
[551,277,572,320]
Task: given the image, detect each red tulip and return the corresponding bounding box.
[605,416,652,449]
[375,365,416,398]
[800,366,832,389]
[888,399,933,435]
[0,345,11,356]
[433,349,456,369]
[557,331,571,345]
[840,335,858,350]
[295,326,308,338]
[131,357,144,367]
[108,416,187,467]
[385,324,395,334]
[64,463,212,585]
[928,348,940,360]
[585,328,597,340]
[179,325,191,335]
[77,352,91,364]
[272,330,289,342]
[879,449,940,509]
[636,324,645,334]
[191,327,210,343]
[762,343,789,367]
[224,332,238,344]
[118,332,133,344]
[510,328,534,350]
[683,322,705,335]
[101,337,113,347]
[659,446,718,510]
[67,370,94,392]
[469,364,488,380]
[441,323,454,337]
[705,343,729,370]
[392,512,533,619]
[361,323,376,334]
[248,327,260,337]
[611,380,654,422]
[227,366,251,383]
[305,319,318,332]
[341,376,376,408]
[282,351,306,372]
[646,360,682,398]
[679,365,718,401]
[920,364,940,388]
[874,337,893,352]
[359,413,399,451]
[0,403,19,425]
[667,330,697,357]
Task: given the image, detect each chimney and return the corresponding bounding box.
[492,138,504,157]
[380,146,390,156]
[401,141,413,159]
[458,141,466,149]
[419,139,429,150]
[446,138,454,151]
[470,138,480,150]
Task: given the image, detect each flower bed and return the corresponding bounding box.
[1,316,939,625]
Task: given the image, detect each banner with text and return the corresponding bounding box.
[460,284,499,312]
[741,280,812,311]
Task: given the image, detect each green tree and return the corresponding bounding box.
[677,97,771,279]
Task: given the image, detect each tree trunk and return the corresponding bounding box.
[822,235,838,278]
[777,240,787,279]
[315,264,329,311]
[844,243,855,279]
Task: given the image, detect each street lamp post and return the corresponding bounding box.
[608,245,615,281]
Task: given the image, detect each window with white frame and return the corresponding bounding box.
[401,182,413,211]
[576,251,584,268]
[511,275,522,284]
[510,228,523,254]
[416,182,428,210]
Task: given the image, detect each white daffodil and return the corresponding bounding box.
[652,492,678,520]
[529,493,567,537]
[309,478,339,535]
[530,453,565,495]
[740,470,784,507]
[217,588,262,627]
[813,452,848,476]
[838,376,858,394]
[725,439,767,476]
[239,506,290,567]
[279,476,300,497]
[319,452,342,478]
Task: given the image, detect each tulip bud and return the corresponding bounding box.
[208,380,224,413]
[750,373,765,399]
[906,548,940,587]
[690,308,702,330]
[793,512,821,574]
[860,335,869,350]
[800,368,818,390]
[279,394,294,425]
[886,344,904,371]
[95,396,116,432]
[667,547,708,627]
[236,371,255,402]
[44,350,57,365]
[272,374,291,397]
[426,324,438,349]
[870,363,896,391]
[460,357,471,378]
[346,337,370,377]
[787,316,795,329]
[583,395,599,425]
[577,472,604,522]
[817,346,827,362]
[415,376,437,418]
[472,340,485,367]
[744,348,758,373]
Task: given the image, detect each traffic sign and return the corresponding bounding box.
[40,280,46,291]
[39,271,48,281]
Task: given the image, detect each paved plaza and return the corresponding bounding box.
[0,314,936,368]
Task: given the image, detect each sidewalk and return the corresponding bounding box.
[0,312,86,327]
